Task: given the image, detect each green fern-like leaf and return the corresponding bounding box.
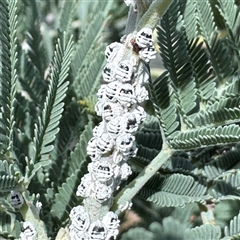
[204,149,240,181]
[180,0,197,39]
[57,0,76,35]
[0,0,18,153]
[158,0,197,118]
[195,0,235,82]
[168,124,240,150]
[23,0,49,77]
[31,33,73,166]
[186,224,221,240]
[74,45,105,99]
[133,145,159,167]
[49,102,88,164]
[13,93,37,140]
[121,227,155,240]
[48,115,92,192]
[50,172,81,225]
[138,173,208,207]
[71,1,115,99]
[187,38,216,102]
[18,51,48,106]
[50,164,88,225]
[161,152,195,174]
[130,115,162,168]
[66,118,93,176]
[192,95,240,128]
[223,211,240,239]
[211,170,240,201]
[135,129,162,151]
[217,0,240,46]
[0,175,18,192]
[221,75,240,97]
[194,0,216,44]
[154,0,197,134]
[0,200,21,239]
[50,120,93,223]
[212,181,240,201]
[210,33,235,81]
[0,160,20,192]
[150,218,188,240]
[149,72,180,138]
[17,0,49,106]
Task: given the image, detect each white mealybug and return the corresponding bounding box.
[139,45,157,63]
[117,83,136,107]
[9,190,24,209]
[69,205,90,232]
[112,146,137,163]
[115,60,133,83]
[19,221,37,240]
[93,122,106,138]
[96,133,114,155]
[94,182,113,203]
[135,85,149,103]
[88,220,107,240]
[96,84,107,100]
[89,161,113,182]
[102,63,116,82]
[134,62,150,86]
[120,163,132,180]
[105,42,123,62]
[95,100,105,117]
[105,82,119,102]
[136,27,153,48]
[112,150,124,164]
[133,105,147,123]
[122,112,139,133]
[76,173,93,198]
[115,133,137,157]
[69,225,89,240]
[106,116,123,138]
[102,212,120,240]
[87,137,101,161]
[95,101,123,121]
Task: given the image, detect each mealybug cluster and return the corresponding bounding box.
[19,221,37,240]
[70,18,156,239]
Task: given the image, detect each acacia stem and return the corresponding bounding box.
[136,0,173,31]
[112,144,172,214]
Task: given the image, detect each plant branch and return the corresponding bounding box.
[136,0,173,31]
[125,5,138,35]
[112,145,173,214]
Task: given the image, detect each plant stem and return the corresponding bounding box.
[125,5,138,35]
[136,0,173,31]
[112,144,172,214]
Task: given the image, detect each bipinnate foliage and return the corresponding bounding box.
[122,0,240,239]
[0,0,18,153]
[0,0,118,238]
[1,0,240,239]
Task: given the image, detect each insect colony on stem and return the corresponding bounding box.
[69,24,157,240]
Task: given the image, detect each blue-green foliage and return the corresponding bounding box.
[1,0,240,239]
[0,0,118,238]
[127,0,240,239]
